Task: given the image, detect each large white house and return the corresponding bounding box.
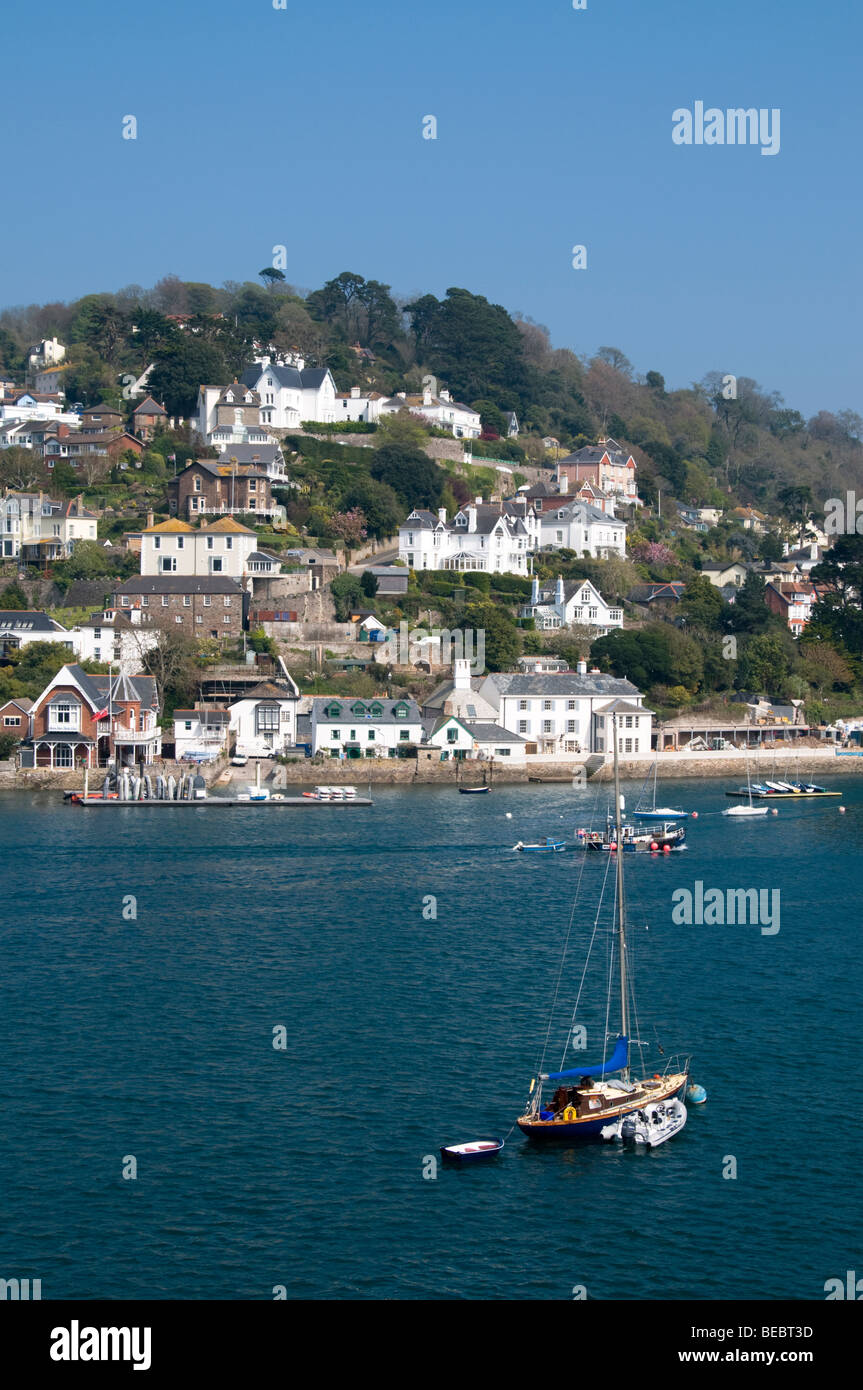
[380,388,481,439]
[521,576,623,633]
[241,359,338,429]
[69,608,161,674]
[140,517,280,581]
[399,501,536,575]
[0,392,79,426]
[539,500,626,558]
[333,387,388,423]
[309,695,424,758]
[476,663,652,756]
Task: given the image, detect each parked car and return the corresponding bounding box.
[231,754,248,767]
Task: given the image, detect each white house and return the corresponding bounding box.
[173,707,231,761]
[0,610,75,660]
[539,500,626,558]
[240,360,338,429]
[0,392,80,426]
[140,517,273,580]
[309,695,424,758]
[230,677,300,758]
[399,500,535,575]
[424,713,527,763]
[27,338,66,371]
[69,608,160,674]
[476,663,652,756]
[380,388,481,439]
[520,576,623,633]
[333,387,388,423]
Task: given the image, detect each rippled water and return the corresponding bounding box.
[0,777,859,1299]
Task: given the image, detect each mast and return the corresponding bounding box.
[611,711,630,1079]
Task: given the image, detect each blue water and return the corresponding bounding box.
[0,778,860,1300]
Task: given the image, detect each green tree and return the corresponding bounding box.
[457,602,520,672]
[735,633,791,695]
[330,573,365,620]
[360,571,379,599]
[147,337,229,416]
[0,581,29,607]
[339,477,402,539]
[259,267,286,290]
[680,573,725,629]
[370,443,443,510]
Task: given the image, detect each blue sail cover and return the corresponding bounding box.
[542,1036,629,1081]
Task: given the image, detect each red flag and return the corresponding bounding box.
[94,708,110,720]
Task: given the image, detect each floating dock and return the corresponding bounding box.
[69,795,373,807]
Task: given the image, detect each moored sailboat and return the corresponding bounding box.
[517,713,690,1144]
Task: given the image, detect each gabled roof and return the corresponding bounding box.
[114,576,243,595]
[198,516,256,535]
[143,519,195,534]
[133,395,167,416]
[485,671,642,699]
[0,610,66,632]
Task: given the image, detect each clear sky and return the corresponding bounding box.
[2,0,859,418]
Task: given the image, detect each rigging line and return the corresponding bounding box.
[535,770,608,1079]
[600,872,617,1078]
[557,847,615,1072]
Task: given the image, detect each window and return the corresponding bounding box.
[543,700,552,711]
[141,596,149,607]
[210,557,223,572]
[543,720,553,734]
[93,628,101,639]
[447,728,458,743]
[193,477,201,492]
[567,700,576,710]
[255,704,280,733]
[54,744,73,768]
[184,721,192,731]
[120,595,131,607]
[367,730,375,740]
[203,596,211,607]
[625,738,633,753]
[331,729,340,739]
[195,615,202,624]
[183,596,191,607]
[154,537,161,550]
[495,748,511,757]
[224,597,231,607]
[49,701,80,731]
[4,715,20,726]
[226,538,233,550]
[223,615,230,624]
[175,615,183,624]
[207,537,214,549]
[399,730,409,741]
[566,720,576,733]
[518,699,528,711]
[518,720,528,734]
[159,557,176,573]
[161,596,169,607]
[394,704,407,717]
[177,537,184,549]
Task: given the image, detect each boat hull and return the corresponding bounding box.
[517,1074,688,1143]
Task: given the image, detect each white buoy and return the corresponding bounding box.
[839,806,846,814]
[771,808,779,816]
[505,812,513,819]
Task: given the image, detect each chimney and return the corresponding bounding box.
[467,505,477,533]
[589,666,600,674]
[555,575,565,604]
[438,507,447,523]
[440,389,451,402]
[397,391,406,400]
[453,658,471,690]
[423,387,432,406]
[577,659,587,675]
[351,386,361,399]
[147,510,154,528]
[558,471,568,495]
[531,575,540,603]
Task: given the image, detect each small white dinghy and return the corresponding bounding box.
[440,1137,504,1163]
[601,1099,687,1148]
[723,804,769,817]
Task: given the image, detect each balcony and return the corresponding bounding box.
[111,721,159,744]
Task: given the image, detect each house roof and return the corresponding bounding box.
[143,519,196,534]
[212,444,282,465]
[133,396,167,416]
[486,672,642,699]
[463,721,526,742]
[45,663,159,713]
[311,696,422,724]
[240,363,332,392]
[198,517,256,535]
[627,582,686,603]
[0,610,66,632]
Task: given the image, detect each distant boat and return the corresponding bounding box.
[513,837,566,853]
[631,758,688,820]
[459,785,489,794]
[724,758,769,817]
[577,815,685,852]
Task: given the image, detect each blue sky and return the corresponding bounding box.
[2,0,859,418]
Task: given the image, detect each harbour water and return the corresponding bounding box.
[0,778,859,1300]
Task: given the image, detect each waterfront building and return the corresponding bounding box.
[18,663,161,768]
[309,696,424,758]
[229,677,300,758]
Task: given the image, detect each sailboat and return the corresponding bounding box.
[517,713,690,1143]
[630,758,688,820]
[723,757,769,817]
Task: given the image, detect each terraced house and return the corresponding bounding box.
[309,696,424,757]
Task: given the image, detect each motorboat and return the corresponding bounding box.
[601,1098,688,1148]
[513,837,566,853]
